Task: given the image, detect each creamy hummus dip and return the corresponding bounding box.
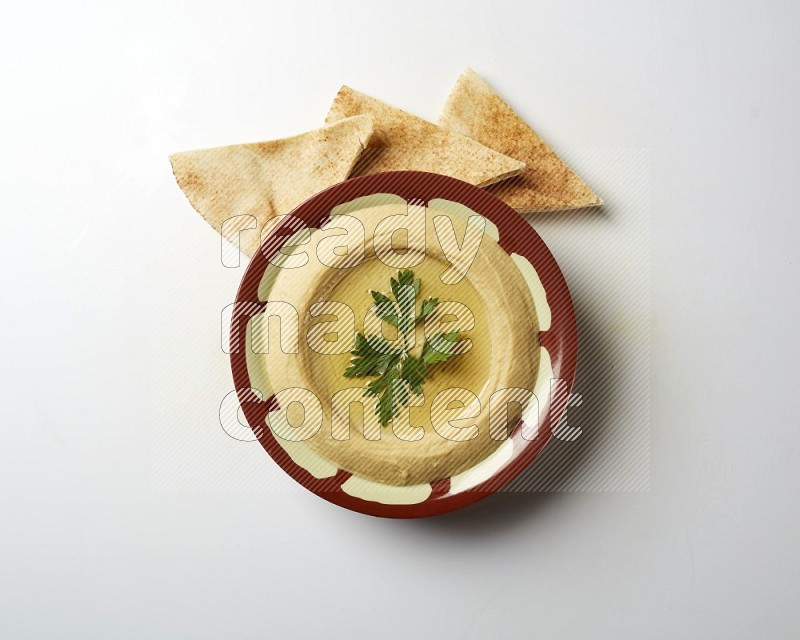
[254,200,539,486]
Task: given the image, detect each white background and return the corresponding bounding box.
[2,1,799,638]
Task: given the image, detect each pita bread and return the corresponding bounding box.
[170,114,374,256]
[438,69,602,212]
[325,86,524,188]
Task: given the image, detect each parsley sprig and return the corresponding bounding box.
[344,270,461,426]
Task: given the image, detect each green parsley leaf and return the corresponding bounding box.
[369,359,403,426]
[344,334,402,378]
[417,296,439,321]
[391,270,418,335]
[370,290,399,328]
[401,356,428,395]
[344,271,464,426]
[422,330,461,366]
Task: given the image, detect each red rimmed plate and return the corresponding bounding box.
[230,171,577,518]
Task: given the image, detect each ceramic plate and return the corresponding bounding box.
[230,171,577,517]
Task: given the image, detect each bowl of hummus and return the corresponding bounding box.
[230,171,577,517]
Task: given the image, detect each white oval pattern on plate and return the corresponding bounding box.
[341,475,432,505]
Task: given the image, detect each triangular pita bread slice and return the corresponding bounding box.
[325,86,524,188]
[170,114,374,256]
[438,69,602,212]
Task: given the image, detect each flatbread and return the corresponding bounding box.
[325,86,524,188]
[170,114,374,256]
[438,69,602,212]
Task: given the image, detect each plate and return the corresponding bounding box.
[230,171,577,517]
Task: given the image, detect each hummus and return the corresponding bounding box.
[256,200,539,486]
